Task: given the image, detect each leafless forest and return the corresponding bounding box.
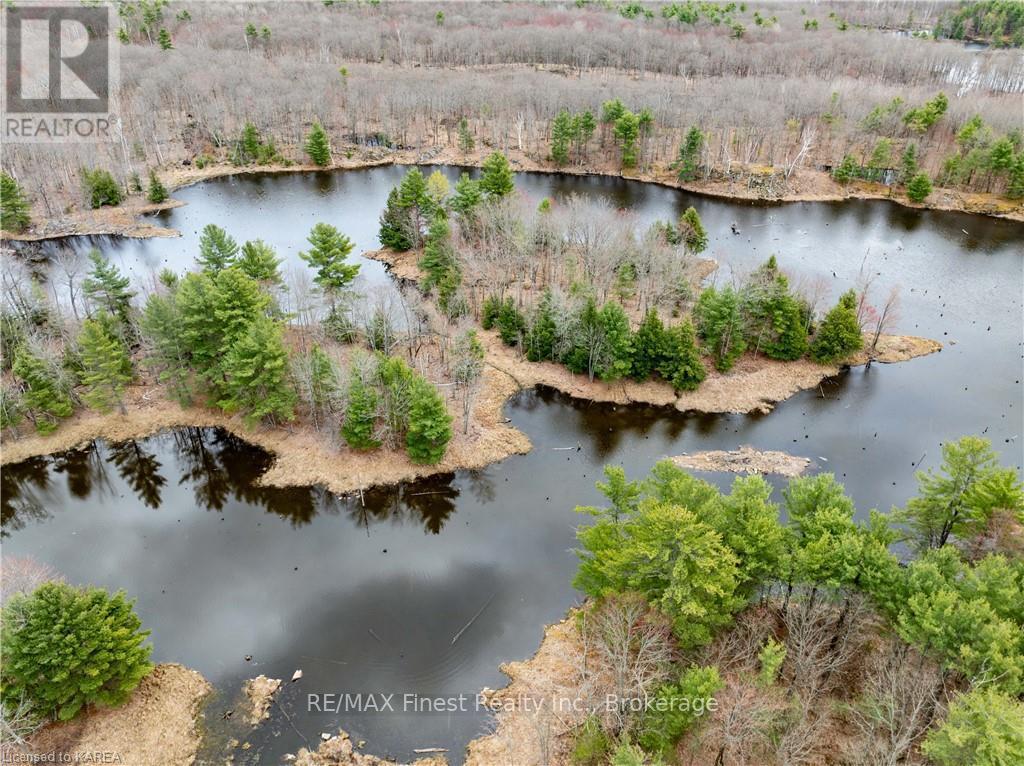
[4,0,1023,214]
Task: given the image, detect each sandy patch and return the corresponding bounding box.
[242,675,282,726]
[290,728,447,766]
[671,446,811,477]
[25,664,211,766]
[851,334,943,364]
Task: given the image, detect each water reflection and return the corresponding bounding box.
[1,428,470,536]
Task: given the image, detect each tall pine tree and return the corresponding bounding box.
[197,224,239,272]
[406,378,453,465]
[305,121,331,166]
[299,223,359,308]
[79,313,133,413]
[1,172,31,232]
[218,315,296,424]
[12,348,73,433]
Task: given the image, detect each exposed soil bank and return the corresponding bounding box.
[289,730,447,766]
[0,364,529,495]
[465,612,584,766]
[671,446,811,477]
[5,142,1020,242]
[24,664,211,766]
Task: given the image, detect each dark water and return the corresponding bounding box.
[3,168,1022,763]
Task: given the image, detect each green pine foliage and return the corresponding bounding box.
[630,309,667,380]
[299,223,359,303]
[82,168,124,208]
[78,313,133,413]
[419,213,461,305]
[140,284,192,405]
[674,126,704,181]
[196,223,239,273]
[11,348,73,433]
[571,715,611,766]
[832,154,859,183]
[217,315,296,424]
[157,27,173,49]
[305,121,331,166]
[342,368,381,450]
[146,170,168,203]
[238,239,283,285]
[810,289,863,362]
[922,687,1024,766]
[551,109,573,165]
[0,582,153,721]
[597,301,633,381]
[526,290,558,362]
[451,173,483,222]
[658,320,706,391]
[481,295,502,330]
[82,250,136,331]
[694,286,747,372]
[637,665,722,758]
[458,118,475,153]
[379,187,415,251]
[497,297,526,346]
[406,377,454,464]
[678,207,707,253]
[1,172,32,232]
[899,143,919,183]
[479,152,515,197]
[906,172,933,202]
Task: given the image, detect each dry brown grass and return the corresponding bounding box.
[25,664,211,766]
[671,446,811,478]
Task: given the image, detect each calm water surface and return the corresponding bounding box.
[4,168,1022,763]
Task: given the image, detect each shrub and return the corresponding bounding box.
[810,289,863,362]
[1,582,153,721]
[572,715,611,765]
[82,168,124,209]
[1,172,31,232]
[906,172,933,202]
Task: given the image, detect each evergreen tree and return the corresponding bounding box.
[479,152,515,197]
[572,111,597,162]
[379,187,414,251]
[305,121,331,166]
[78,313,133,413]
[613,110,641,168]
[218,315,296,424]
[299,344,338,428]
[0,582,152,721]
[140,288,192,405]
[526,289,558,362]
[1,172,31,232]
[899,143,919,183]
[674,126,704,181]
[693,286,746,372]
[450,173,483,225]
[12,348,73,433]
[82,249,136,332]
[342,368,381,450]
[906,172,933,202]
[397,168,432,244]
[496,297,526,346]
[299,223,359,306]
[196,223,239,273]
[832,154,859,183]
[922,687,1024,766]
[82,168,124,208]
[425,170,450,209]
[238,239,283,285]
[631,309,667,380]
[678,206,708,254]
[481,295,502,330]
[146,170,167,203]
[810,289,863,362]
[1007,154,1024,199]
[419,213,458,292]
[657,321,706,391]
[457,117,475,153]
[157,28,173,49]
[564,297,605,380]
[551,109,573,166]
[597,301,633,381]
[238,122,261,164]
[406,378,453,465]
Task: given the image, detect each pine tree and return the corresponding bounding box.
[238,239,283,285]
[832,154,859,183]
[1,172,31,232]
[397,168,432,244]
[82,249,136,332]
[481,295,502,330]
[146,170,167,203]
[657,321,706,391]
[479,152,515,197]
[419,213,458,291]
[899,143,919,183]
[406,378,453,465]
[140,289,192,405]
[305,121,331,166]
[675,126,704,181]
[82,168,124,208]
[497,297,526,346]
[450,173,483,221]
[693,286,746,372]
[12,348,73,433]
[239,122,261,164]
[157,28,173,49]
[299,223,359,306]
[613,110,640,168]
[78,313,133,413]
[810,289,863,362]
[526,290,558,362]
[300,344,338,428]
[551,109,573,166]
[379,187,414,251]
[1007,154,1024,199]
[922,687,1024,766]
[342,369,381,450]
[457,117,475,153]
[906,172,933,202]
[631,309,667,380]
[678,207,708,254]
[196,223,239,272]
[597,301,633,381]
[218,316,296,424]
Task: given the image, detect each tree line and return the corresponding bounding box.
[565,435,1024,765]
